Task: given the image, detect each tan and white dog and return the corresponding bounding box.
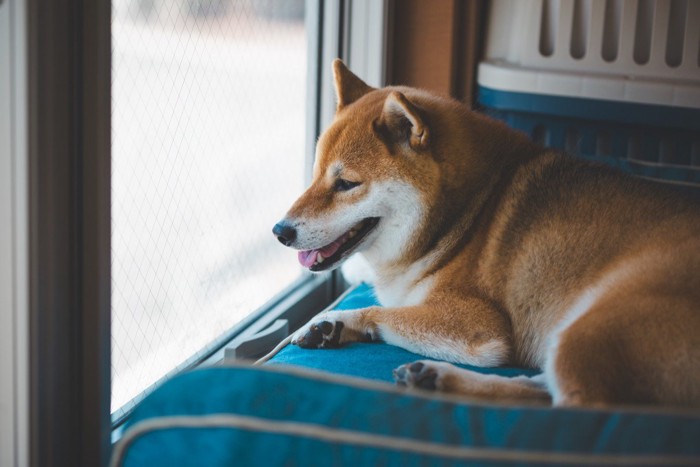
[272,60,700,408]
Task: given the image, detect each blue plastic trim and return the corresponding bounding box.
[584,155,700,185]
[478,86,700,131]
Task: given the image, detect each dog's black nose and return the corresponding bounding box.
[273,222,297,246]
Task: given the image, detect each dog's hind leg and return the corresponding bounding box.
[544,290,700,408]
[393,361,551,403]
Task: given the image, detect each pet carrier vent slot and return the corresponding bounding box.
[665,0,688,68]
[565,127,581,154]
[691,142,700,167]
[633,0,655,65]
[601,0,622,62]
[533,125,549,145]
[570,0,591,59]
[627,135,642,161]
[659,140,678,165]
[596,131,613,156]
[539,0,559,56]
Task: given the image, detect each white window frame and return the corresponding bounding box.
[1,0,30,465]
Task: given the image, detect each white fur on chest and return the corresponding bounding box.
[374,258,435,307]
[341,252,435,307]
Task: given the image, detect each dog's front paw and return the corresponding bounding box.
[291,315,345,349]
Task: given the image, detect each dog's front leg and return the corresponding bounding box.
[292,297,512,367]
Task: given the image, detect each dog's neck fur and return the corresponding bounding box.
[371,110,541,296]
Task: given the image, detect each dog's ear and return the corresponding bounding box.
[333,59,373,112]
[374,91,429,151]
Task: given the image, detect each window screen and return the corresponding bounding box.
[111,0,308,416]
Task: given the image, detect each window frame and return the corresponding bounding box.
[1,0,30,465]
[25,0,112,465]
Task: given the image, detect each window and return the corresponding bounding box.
[111,0,311,418]
[5,0,391,461]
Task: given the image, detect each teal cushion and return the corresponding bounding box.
[113,364,700,466]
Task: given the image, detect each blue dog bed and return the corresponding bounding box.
[112,283,700,466]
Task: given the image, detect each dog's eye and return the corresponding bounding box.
[335,178,361,192]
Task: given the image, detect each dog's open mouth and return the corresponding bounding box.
[298,217,379,272]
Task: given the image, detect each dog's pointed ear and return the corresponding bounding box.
[374,91,430,151]
[333,59,373,112]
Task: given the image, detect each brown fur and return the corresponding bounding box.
[281,60,700,408]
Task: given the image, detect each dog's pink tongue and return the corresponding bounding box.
[297,235,347,268]
[298,250,318,268]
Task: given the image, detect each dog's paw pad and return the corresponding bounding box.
[393,361,439,391]
[293,320,344,349]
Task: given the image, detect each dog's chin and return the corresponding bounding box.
[301,217,380,273]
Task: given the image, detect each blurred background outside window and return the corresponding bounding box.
[111,0,308,417]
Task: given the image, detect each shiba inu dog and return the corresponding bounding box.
[272,59,700,407]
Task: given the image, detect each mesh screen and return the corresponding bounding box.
[111,0,307,414]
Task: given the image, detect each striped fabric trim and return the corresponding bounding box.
[110,413,700,467]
